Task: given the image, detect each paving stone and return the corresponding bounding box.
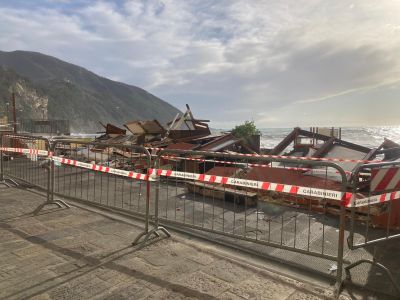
[201,259,255,284]
[0,270,58,299]
[180,270,232,297]
[286,291,324,300]
[48,275,110,300]
[145,288,198,299]
[0,230,18,243]
[218,291,246,300]
[0,240,31,254]
[228,274,295,300]
[94,267,134,286]
[12,244,44,258]
[49,261,81,275]
[17,222,50,236]
[29,293,52,300]
[35,227,82,242]
[94,281,153,300]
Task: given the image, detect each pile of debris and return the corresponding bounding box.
[95,104,259,154]
[60,105,400,229]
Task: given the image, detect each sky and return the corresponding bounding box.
[0,0,399,128]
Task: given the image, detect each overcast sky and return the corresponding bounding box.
[0,0,399,128]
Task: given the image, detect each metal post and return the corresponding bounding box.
[144,170,150,234]
[0,134,17,187]
[12,92,17,134]
[50,143,55,203]
[0,138,4,182]
[335,202,346,297]
[154,157,160,228]
[33,140,70,214]
[132,150,170,245]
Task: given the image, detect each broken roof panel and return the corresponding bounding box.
[323,145,368,173]
[140,120,165,134]
[166,142,198,150]
[206,166,242,177]
[124,120,164,135]
[103,123,126,135]
[199,134,240,152]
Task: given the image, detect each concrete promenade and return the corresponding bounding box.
[0,185,388,299]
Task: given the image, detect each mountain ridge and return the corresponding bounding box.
[0,50,180,132]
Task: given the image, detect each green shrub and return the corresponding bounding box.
[231,121,261,138]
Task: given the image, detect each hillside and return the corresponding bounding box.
[0,50,180,132]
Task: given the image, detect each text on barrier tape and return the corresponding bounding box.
[149,168,349,201]
[52,156,153,181]
[151,168,400,207]
[0,147,50,156]
[349,191,400,207]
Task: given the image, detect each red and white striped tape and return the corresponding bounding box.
[52,156,152,181]
[158,154,353,175]
[0,147,150,181]
[147,147,380,164]
[349,191,400,207]
[0,147,50,156]
[149,168,351,202]
[150,168,400,207]
[3,147,399,206]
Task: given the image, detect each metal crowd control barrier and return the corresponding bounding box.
[0,133,27,187]
[50,139,169,244]
[152,149,349,293]
[346,161,400,295]
[0,133,69,211]
[6,134,400,296]
[0,133,50,189]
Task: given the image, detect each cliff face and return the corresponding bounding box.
[0,50,181,132]
[0,67,49,122]
[14,80,49,120]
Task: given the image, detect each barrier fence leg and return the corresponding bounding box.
[334,204,346,298]
[345,247,400,295]
[33,146,69,214]
[132,169,170,246]
[0,146,18,188]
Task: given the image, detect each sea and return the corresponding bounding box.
[259,127,400,149]
[72,126,400,150]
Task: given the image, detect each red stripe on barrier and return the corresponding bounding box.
[375,168,398,191]
[261,182,270,190]
[342,192,352,207]
[380,194,386,202]
[209,175,216,183]
[275,184,284,192]
[290,186,299,194]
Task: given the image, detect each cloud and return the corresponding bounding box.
[0,0,399,127]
